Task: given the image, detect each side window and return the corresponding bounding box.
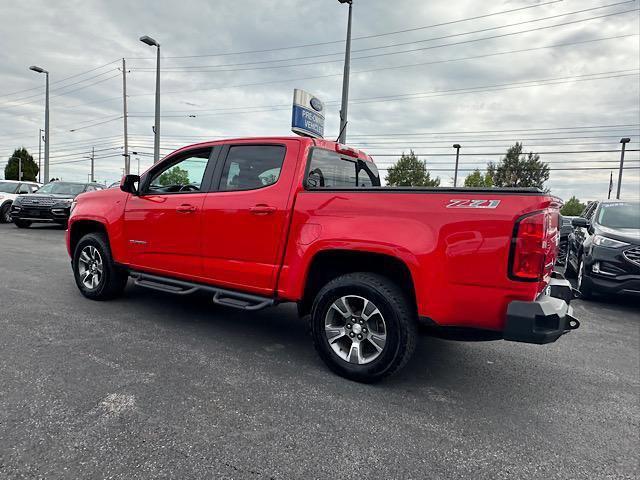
[306,148,381,188]
[219,145,286,191]
[18,183,31,194]
[584,203,598,220]
[148,149,211,194]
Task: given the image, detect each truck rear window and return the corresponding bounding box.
[307,148,380,188]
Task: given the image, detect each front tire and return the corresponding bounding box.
[310,272,417,383]
[0,203,11,223]
[577,255,593,299]
[73,232,128,300]
[13,219,31,228]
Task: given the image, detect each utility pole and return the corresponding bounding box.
[338,0,353,144]
[616,138,630,199]
[90,147,95,182]
[122,58,130,174]
[38,129,43,183]
[453,144,461,187]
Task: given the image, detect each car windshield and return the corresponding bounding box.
[36,182,85,195]
[597,202,640,229]
[0,181,18,193]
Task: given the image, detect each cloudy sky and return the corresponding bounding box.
[0,0,638,200]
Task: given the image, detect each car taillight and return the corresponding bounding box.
[509,211,548,281]
[335,144,360,158]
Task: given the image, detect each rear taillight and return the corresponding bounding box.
[509,211,548,281]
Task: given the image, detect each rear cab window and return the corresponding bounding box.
[306,148,381,188]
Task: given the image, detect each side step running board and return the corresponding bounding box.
[130,271,275,311]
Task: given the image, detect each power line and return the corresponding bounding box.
[128,0,564,60]
[369,149,640,157]
[130,8,639,71]
[0,58,120,100]
[126,34,638,98]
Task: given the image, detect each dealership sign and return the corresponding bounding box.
[291,89,325,139]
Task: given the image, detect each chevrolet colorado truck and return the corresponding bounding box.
[66,137,579,382]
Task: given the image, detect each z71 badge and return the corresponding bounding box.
[446,199,501,209]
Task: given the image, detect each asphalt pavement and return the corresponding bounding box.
[0,223,638,479]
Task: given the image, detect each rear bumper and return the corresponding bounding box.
[503,276,580,344]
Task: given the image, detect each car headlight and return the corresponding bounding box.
[593,235,629,248]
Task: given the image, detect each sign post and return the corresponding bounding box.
[291,89,325,139]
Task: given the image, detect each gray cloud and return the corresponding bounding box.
[0,0,638,200]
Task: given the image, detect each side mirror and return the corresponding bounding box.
[120,174,140,195]
[572,217,589,228]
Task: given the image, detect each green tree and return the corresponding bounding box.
[4,147,39,181]
[490,143,549,189]
[158,165,189,186]
[560,196,586,216]
[464,168,494,187]
[385,150,440,187]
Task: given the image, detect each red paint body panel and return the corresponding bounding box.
[67,136,560,332]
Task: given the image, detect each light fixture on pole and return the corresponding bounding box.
[139,35,161,164]
[452,144,461,187]
[29,66,49,182]
[337,0,353,144]
[616,138,630,199]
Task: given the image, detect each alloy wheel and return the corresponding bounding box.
[324,295,387,365]
[78,245,104,290]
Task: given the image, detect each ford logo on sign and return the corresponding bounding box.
[310,97,323,112]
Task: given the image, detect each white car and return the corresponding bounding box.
[0,180,42,223]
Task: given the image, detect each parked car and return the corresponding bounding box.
[556,215,577,266]
[566,200,640,298]
[0,180,41,223]
[66,137,579,382]
[11,181,104,229]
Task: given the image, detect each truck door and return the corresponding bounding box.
[123,147,218,278]
[200,140,300,295]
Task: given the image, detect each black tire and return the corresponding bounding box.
[577,255,593,300]
[310,272,417,383]
[0,203,11,224]
[72,232,128,300]
[13,219,31,228]
[564,246,577,278]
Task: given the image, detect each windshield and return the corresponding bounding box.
[36,182,85,195]
[597,202,640,229]
[0,181,18,194]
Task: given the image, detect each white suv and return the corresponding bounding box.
[0,180,41,223]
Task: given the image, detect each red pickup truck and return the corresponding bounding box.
[66,137,579,382]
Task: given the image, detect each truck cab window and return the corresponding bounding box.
[219,145,286,191]
[307,148,380,188]
[148,149,211,193]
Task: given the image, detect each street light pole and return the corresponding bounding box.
[452,144,461,187]
[122,58,130,174]
[29,66,49,182]
[38,128,43,183]
[616,137,630,199]
[140,35,161,164]
[338,0,353,144]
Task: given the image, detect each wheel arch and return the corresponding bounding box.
[298,249,417,317]
[69,219,109,256]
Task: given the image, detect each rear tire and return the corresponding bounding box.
[0,203,11,223]
[13,219,31,228]
[310,272,417,383]
[73,232,128,300]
